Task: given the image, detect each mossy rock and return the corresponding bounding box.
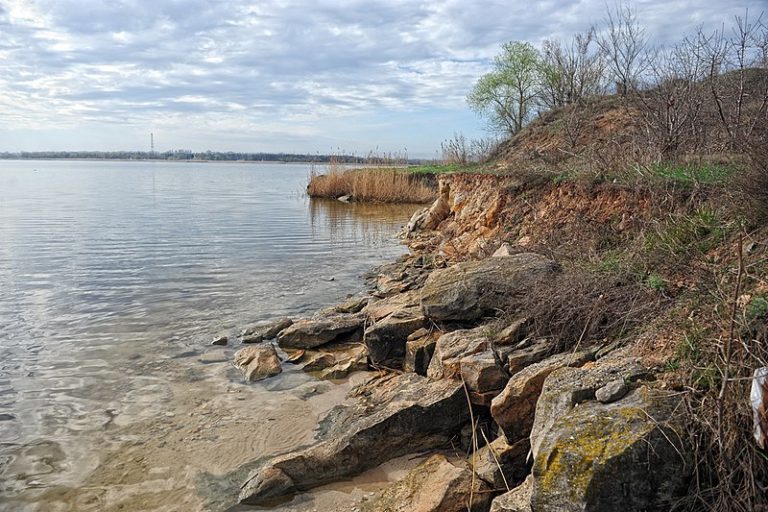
[529,364,689,512]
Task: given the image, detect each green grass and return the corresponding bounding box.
[407,163,474,174]
[639,162,738,185]
[646,273,667,292]
[644,207,729,259]
[746,295,768,322]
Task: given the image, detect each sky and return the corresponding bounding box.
[0,0,763,157]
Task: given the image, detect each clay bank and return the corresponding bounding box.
[217,172,701,512]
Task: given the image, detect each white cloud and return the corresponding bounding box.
[0,0,763,155]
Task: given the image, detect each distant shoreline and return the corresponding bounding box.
[0,158,422,168]
[0,158,302,164]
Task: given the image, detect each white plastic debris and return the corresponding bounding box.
[751,367,768,449]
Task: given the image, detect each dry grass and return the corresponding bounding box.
[666,224,768,512]
[503,269,664,354]
[307,166,436,203]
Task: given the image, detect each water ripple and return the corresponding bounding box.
[0,160,420,510]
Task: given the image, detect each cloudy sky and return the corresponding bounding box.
[0,0,762,157]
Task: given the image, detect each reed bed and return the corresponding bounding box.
[307,166,436,203]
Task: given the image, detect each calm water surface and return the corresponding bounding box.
[0,160,420,511]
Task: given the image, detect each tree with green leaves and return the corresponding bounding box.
[467,41,542,135]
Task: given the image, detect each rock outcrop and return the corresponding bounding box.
[420,253,560,322]
[239,373,470,505]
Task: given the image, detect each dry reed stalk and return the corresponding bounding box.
[307,167,435,203]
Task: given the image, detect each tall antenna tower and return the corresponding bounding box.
[150,132,155,154]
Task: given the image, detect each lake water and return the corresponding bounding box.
[0,160,421,511]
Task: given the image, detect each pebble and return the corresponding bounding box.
[595,379,629,403]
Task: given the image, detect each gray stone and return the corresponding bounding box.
[420,253,560,322]
[276,313,364,349]
[595,379,629,403]
[490,350,595,443]
[240,317,293,343]
[239,373,470,505]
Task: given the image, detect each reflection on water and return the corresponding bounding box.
[0,160,420,511]
[309,198,422,243]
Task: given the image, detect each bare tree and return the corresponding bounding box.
[636,40,709,158]
[441,133,500,164]
[540,28,607,109]
[441,133,469,164]
[596,3,648,96]
[700,11,768,150]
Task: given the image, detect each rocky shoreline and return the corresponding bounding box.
[221,174,691,512]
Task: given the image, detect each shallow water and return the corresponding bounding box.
[0,160,421,511]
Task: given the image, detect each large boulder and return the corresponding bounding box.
[490,350,594,443]
[420,253,560,322]
[364,454,492,512]
[528,362,689,512]
[276,313,364,349]
[232,345,282,382]
[239,373,470,505]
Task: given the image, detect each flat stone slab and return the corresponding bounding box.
[240,317,293,343]
[239,373,470,505]
[276,313,364,349]
[420,253,560,322]
[363,454,492,512]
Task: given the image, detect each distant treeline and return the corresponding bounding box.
[0,150,434,165]
[0,150,384,163]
